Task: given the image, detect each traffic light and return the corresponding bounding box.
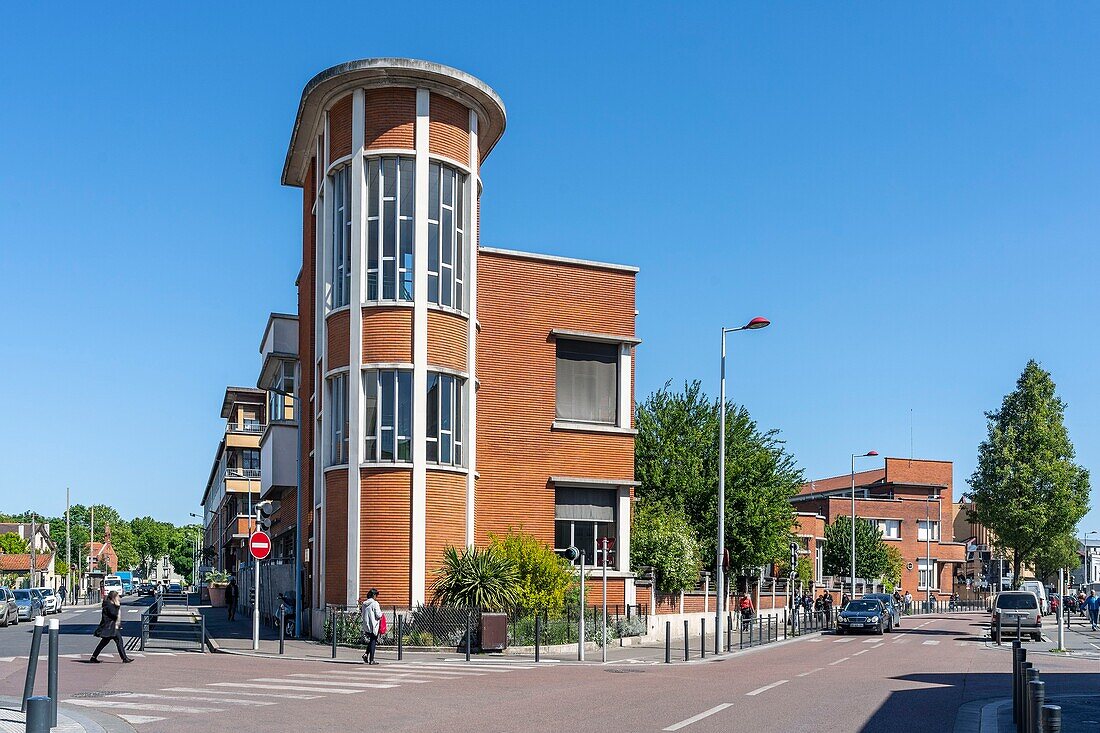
[789,542,799,573]
[561,546,580,562]
[256,500,280,533]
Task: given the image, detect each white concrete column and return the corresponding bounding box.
[346,89,366,605]
[411,88,430,605]
[617,487,631,573]
[618,344,632,428]
[317,114,331,610]
[465,108,479,547]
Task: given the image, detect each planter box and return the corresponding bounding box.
[208,585,227,608]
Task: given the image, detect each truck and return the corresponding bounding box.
[115,571,134,595]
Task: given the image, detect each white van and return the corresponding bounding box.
[1019,580,1048,614]
[103,575,124,597]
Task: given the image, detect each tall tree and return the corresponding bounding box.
[168,525,202,585]
[131,517,175,577]
[1031,532,1079,586]
[635,380,802,581]
[822,516,889,581]
[630,499,703,594]
[967,361,1090,584]
[0,532,29,554]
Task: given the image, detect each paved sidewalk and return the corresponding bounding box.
[0,697,135,733]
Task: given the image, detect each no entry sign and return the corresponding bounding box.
[249,531,272,560]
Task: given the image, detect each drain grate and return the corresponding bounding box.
[71,691,130,698]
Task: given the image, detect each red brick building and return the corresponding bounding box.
[281,59,638,633]
[793,458,967,596]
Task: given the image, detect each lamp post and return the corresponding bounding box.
[716,317,770,639]
[850,451,879,598]
[924,491,939,608]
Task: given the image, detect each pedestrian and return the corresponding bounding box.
[904,590,913,614]
[950,592,959,611]
[1083,590,1100,631]
[89,591,132,663]
[58,584,66,608]
[841,592,851,608]
[361,588,383,665]
[225,578,239,621]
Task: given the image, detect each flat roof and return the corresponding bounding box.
[480,245,639,274]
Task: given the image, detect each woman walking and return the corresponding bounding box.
[89,591,132,663]
[360,588,383,665]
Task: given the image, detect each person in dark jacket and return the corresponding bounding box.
[90,591,132,663]
[226,578,239,621]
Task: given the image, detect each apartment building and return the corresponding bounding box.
[281,58,638,631]
[201,387,266,572]
[793,458,968,595]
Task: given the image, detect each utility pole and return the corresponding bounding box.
[65,489,71,595]
[29,514,37,588]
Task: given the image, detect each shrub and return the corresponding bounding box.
[630,500,703,594]
[430,545,519,611]
[489,528,573,617]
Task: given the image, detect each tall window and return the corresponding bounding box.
[917,520,940,542]
[366,157,415,302]
[329,166,351,309]
[554,487,617,567]
[556,339,618,425]
[268,361,296,422]
[427,162,466,310]
[918,559,938,590]
[327,373,349,466]
[426,373,464,466]
[868,518,901,540]
[363,369,413,463]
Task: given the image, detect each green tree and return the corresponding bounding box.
[967,361,1091,584]
[884,545,904,588]
[168,525,202,585]
[0,532,29,554]
[131,517,175,577]
[430,546,519,611]
[1032,532,1079,585]
[822,516,889,581]
[635,380,801,579]
[489,529,574,616]
[630,499,703,594]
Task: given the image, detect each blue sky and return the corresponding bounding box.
[1,3,1097,531]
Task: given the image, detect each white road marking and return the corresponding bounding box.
[922,640,940,646]
[163,687,322,700]
[833,638,854,643]
[0,657,15,663]
[862,638,880,643]
[248,677,396,690]
[433,662,534,670]
[288,673,431,685]
[66,699,222,714]
[116,693,275,706]
[828,657,850,666]
[852,650,869,656]
[116,715,166,724]
[407,663,509,673]
[663,703,733,731]
[746,680,788,696]
[797,668,824,677]
[209,683,363,694]
[871,643,885,649]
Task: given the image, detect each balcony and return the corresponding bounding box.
[225,422,265,449]
[225,468,261,494]
[227,422,266,435]
[221,514,254,545]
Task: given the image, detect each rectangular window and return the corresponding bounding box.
[426,372,464,467]
[917,521,940,542]
[554,487,616,566]
[268,361,297,423]
[327,373,348,466]
[918,560,938,590]
[328,166,351,309]
[362,369,413,464]
[868,519,901,540]
[426,162,467,311]
[242,449,260,472]
[365,156,415,303]
[555,339,619,424]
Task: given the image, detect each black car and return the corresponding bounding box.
[137,583,155,596]
[863,593,900,631]
[836,599,888,635]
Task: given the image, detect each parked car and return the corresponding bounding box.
[0,587,19,626]
[836,598,888,635]
[863,593,900,630]
[137,582,155,596]
[13,589,43,620]
[35,588,59,614]
[167,582,183,594]
[1018,581,1049,614]
[991,590,1042,642]
[103,575,124,597]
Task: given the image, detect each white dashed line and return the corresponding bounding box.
[922,640,940,646]
[746,680,788,696]
[663,703,733,731]
[852,649,869,656]
[828,657,850,666]
[797,667,824,677]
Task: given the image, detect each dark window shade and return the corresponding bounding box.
[555,487,615,522]
[556,339,618,424]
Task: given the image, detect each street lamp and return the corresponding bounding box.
[850,451,879,598]
[924,491,939,608]
[717,316,770,644]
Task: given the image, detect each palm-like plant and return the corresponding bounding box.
[430,545,520,611]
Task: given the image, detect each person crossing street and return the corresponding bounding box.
[1083,589,1100,631]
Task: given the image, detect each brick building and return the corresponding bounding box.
[793,458,968,596]
[280,58,638,634]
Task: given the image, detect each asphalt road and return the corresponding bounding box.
[0,595,152,659]
[1,611,1097,732]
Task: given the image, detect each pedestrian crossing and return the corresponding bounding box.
[65,660,537,725]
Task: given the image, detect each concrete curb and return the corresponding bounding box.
[0,696,136,733]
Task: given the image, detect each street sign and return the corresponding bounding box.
[249,531,272,560]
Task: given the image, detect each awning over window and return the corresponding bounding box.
[555,487,615,522]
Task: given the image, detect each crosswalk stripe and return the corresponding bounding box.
[833,638,854,643]
[66,699,222,714]
[210,682,363,694]
[117,715,166,724]
[163,687,323,700]
[401,665,494,674]
[116,693,275,706]
[419,662,531,671]
[922,640,940,646]
[862,639,880,643]
[289,673,431,684]
[249,677,396,690]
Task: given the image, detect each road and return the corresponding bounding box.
[2,611,1098,732]
[0,595,153,659]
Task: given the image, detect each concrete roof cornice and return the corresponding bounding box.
[283,58,507,188]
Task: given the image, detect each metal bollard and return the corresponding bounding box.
[664,621,671,664]
[330,607,337,659]
[701,618,706,659]
[21,616,45,712]
[1042,704,1062,733]
[1029,679,1044,733]
[684,620,689,661]
[1016,616,1022,644]
[278,605,285,655]
[534,615,541,663]
[465,611,472,662]
[1012,643,1023,725]
[48,618,59,727]
[1018,660,1032,728]
[1024,667,1039,733]
[25,695,51,733]
[996,613,1002,645]
[727,613,733,652]
[397,615,404,661]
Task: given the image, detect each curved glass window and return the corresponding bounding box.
[427,163,467,311]
[426,373,464,466]
[328,166,352,309]
[363,369,413,463]
[366,157,415,302]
